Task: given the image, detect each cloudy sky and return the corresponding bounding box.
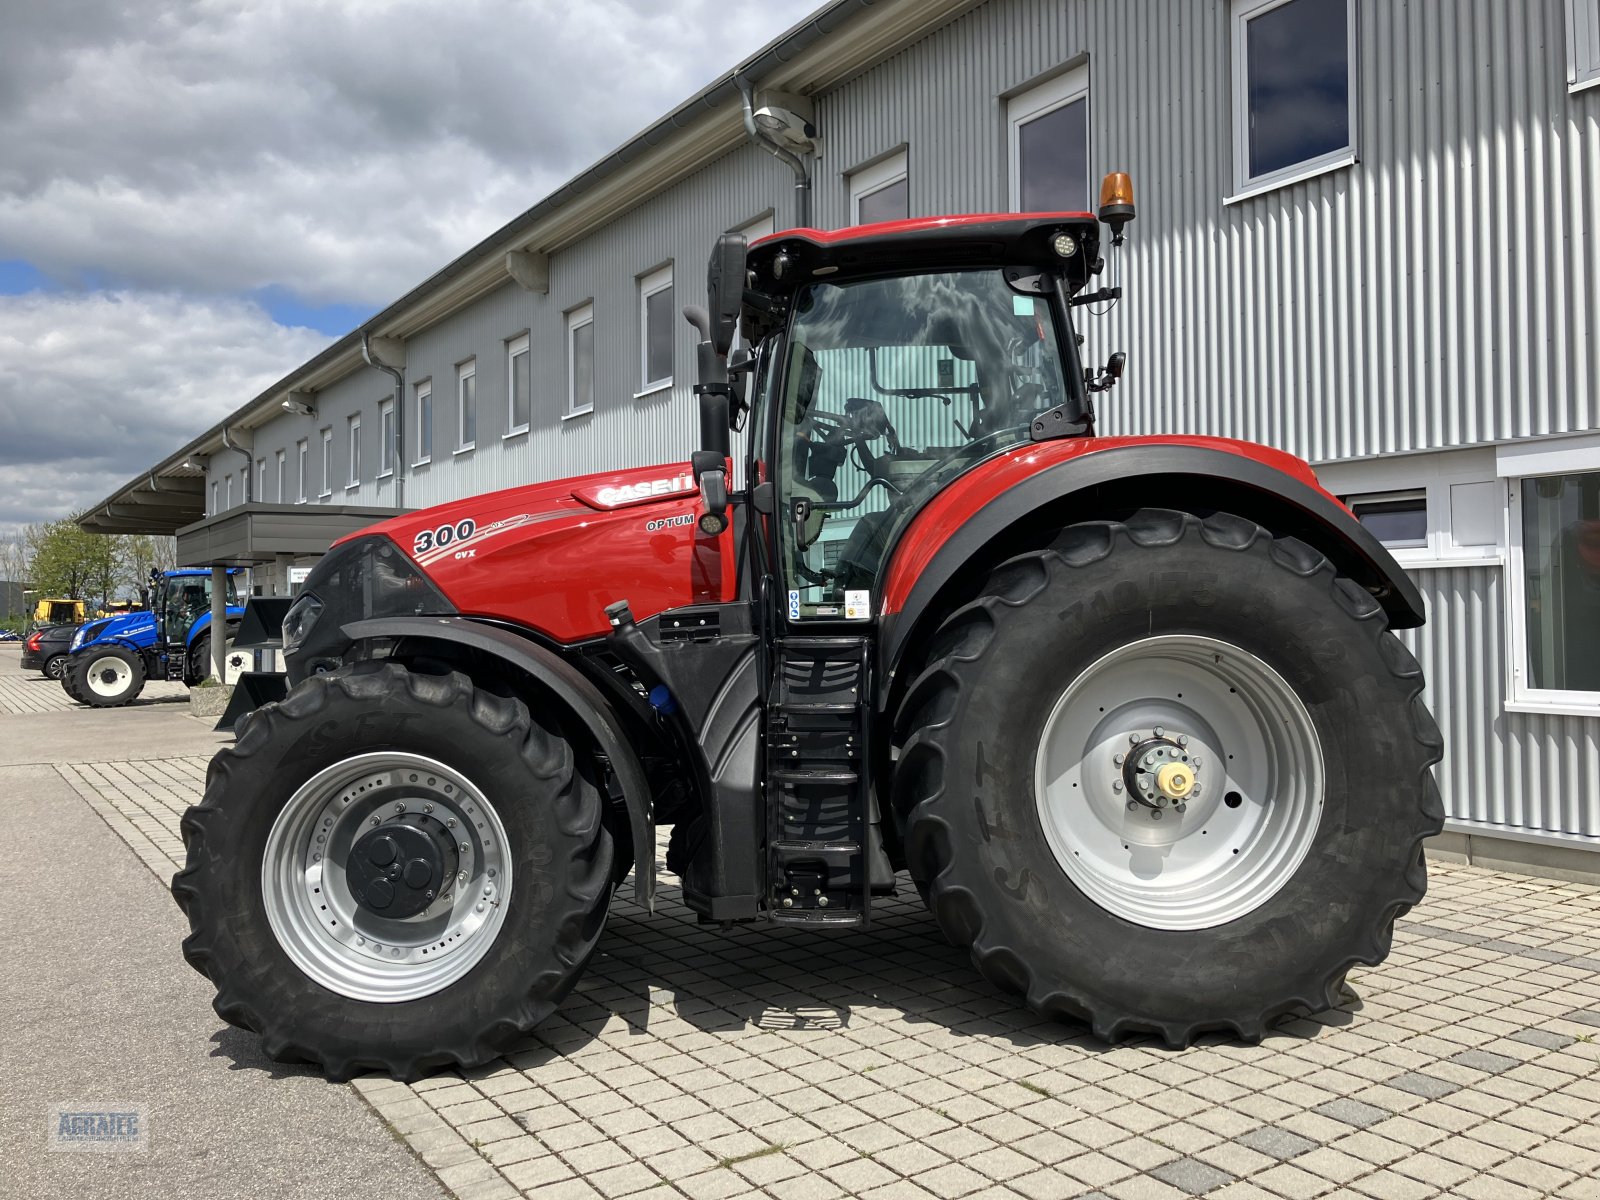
[0,0,816,537]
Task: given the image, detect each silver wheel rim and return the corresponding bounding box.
[261,751,512,1003]
[46,656,65,679]
[1035,634,1324,930]
[85,654,133,697]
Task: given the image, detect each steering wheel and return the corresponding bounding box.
[806,400,901,453]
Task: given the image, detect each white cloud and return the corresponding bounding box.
[0,290,330,534]
[0,0,817,304]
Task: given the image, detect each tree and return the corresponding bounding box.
[119,534,178,603]
[26,517,119,607]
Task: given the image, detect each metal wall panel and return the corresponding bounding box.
[1398,564,1600,838]
[199,0,1600,846]
[812,0,1599,462]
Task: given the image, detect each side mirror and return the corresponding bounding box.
[706,233,748,358]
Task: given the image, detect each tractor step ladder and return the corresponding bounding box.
[766,635,876,927]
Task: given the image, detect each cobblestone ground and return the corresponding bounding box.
[0,645,188,715]
[63,753,1600,1200]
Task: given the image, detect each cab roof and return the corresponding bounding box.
[747,211,1101,294]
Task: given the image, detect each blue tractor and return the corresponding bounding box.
[63,569,246,707]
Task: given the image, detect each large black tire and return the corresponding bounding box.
[70,644,146,707]
[172,661,613,1080]
[893,509,1444,1046]
[60,656,85,701]
[186,629,236,686]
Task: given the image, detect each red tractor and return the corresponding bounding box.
[174,175,1442,1080]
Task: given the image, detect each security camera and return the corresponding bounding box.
[281,396,316,418]
[752,90,817,152]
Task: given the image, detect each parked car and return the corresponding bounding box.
[22,624,76,679]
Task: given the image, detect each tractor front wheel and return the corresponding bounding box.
[894,508,1443,1046]
[172,661,614,1080]
[71,646,146,707]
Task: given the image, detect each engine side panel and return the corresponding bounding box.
[350,461,738,644]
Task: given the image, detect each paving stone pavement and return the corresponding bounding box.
[64,752,1600,1200]
[0,643,189,715]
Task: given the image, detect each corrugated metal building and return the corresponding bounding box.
[84,0,1600,875]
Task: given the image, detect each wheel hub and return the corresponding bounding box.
[346,816,459,919]
[1122,735,1199,810]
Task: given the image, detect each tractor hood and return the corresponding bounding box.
[321,460,734,645]
[72,611,155,651]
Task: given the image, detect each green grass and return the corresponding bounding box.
[1017,1079,1051,1097]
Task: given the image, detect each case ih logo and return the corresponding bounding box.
[592,474,694,508]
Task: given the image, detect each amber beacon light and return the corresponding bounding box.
[1098,171,1136,241]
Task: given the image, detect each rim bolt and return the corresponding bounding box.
[423,803,434,813]
[1114,754,1125,766]
[370,816,381,826]
[446,818,456,829]
[394,802,405,813]
[357,936,366,945]
[1177,735,1188,747]
[1151,810,1163,820]
[460,842,469,854]
[1174,803,1186,813]
[476,902,486,913]
[1112,781,1123,793]
[1192,757,1203,768]
[483,888,492,898]
[457,871,466,884]
[1126,801,1138,812]
[1191,784,1202,796]
[1153,726,1164,737]
[1129,733,1141,745]
[425,890,435,900]
[487,868,497,879]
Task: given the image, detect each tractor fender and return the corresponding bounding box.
[186,608,246,647]
[876,441,1426,703]
[341,615,656,911]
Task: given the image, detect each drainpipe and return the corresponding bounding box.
[362,331,405,509]
[221,426,253,504]
[737,76,812,229]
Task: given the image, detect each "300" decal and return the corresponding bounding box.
[413,519,476,555]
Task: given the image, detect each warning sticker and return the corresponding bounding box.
[845,589,871,620]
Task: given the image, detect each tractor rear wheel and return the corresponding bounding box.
[71,645,146,707]
[894,509,1443,1046]
[172,661,613,1080]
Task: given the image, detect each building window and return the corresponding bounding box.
[414,379,432,464]
[225,474,234,510]
[850,151,909,225]
[1514,470,1600,702]
[347,414,361,488]
[1346,491,1428,549]
[1569,0,1600,90]
[567,303,594,416]
[255,457,265,503]
[1008,65,1090,212]
[211,480,219,515]
[1232,0,1355,195]
[296,439,308,503]
[506,333,531,434]
[639,266,674,393]
[457,360,476,451]
[276,449,286,503]
[378,399,395,476]
[320,427,332,497]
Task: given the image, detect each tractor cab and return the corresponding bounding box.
[153,569,239,649]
